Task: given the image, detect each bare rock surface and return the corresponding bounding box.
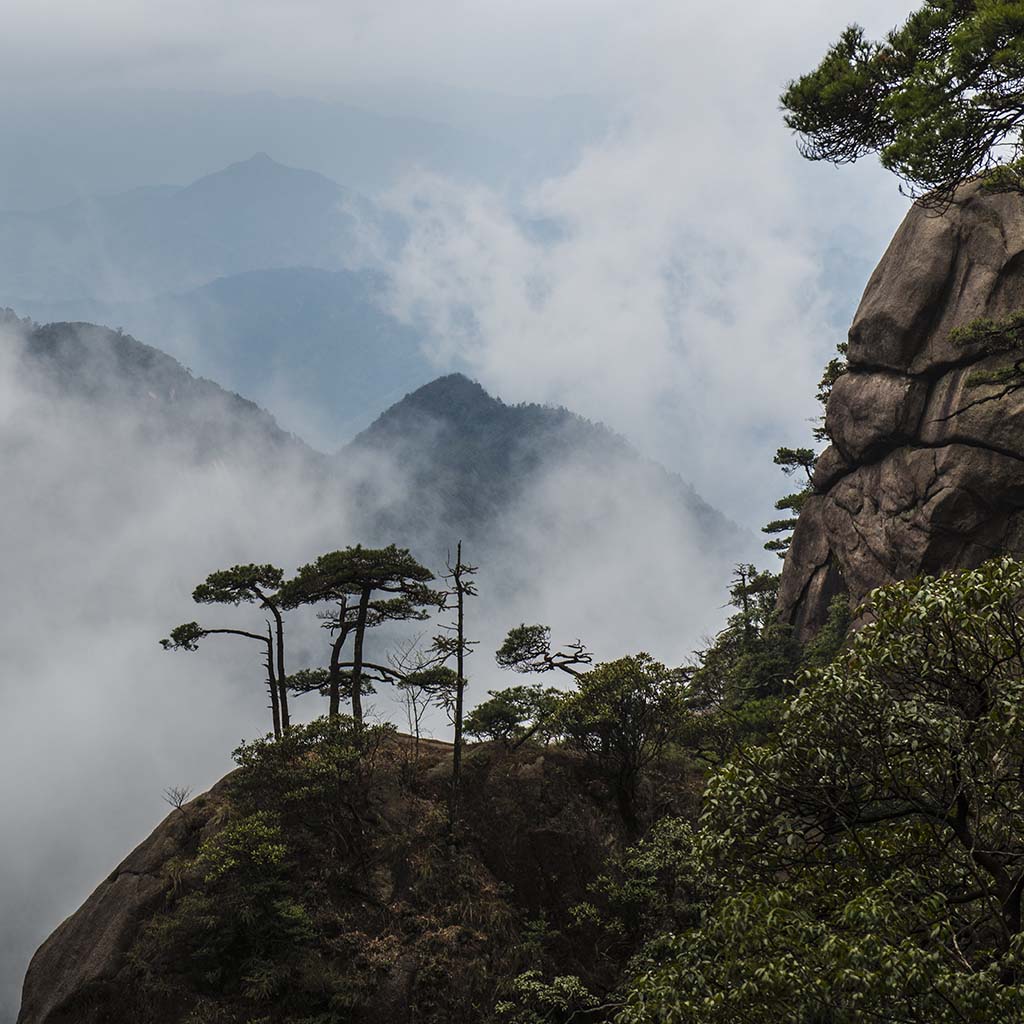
[16,781,231,1024]
[780,184,1024,637]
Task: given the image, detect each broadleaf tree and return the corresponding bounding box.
[623,558,1024,1023]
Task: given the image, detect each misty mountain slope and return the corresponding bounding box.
[27,267,439,447]
[0,318,746,1021]
[3,310,315,465]
[0,154,395,305]
[344,373,744,564]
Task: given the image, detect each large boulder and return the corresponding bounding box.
[17,781,231,1024]
[780,184,1024,638]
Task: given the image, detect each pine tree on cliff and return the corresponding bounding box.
[283,545,441,724]
[187,564,292,732]
[782,1,1024,202]
[161,620,284,737]
[279,548,436,720]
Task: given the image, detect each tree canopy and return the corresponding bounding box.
[280,545,440,722]
[496,624,592,677]
[622,558,1024,1022]
[782,1,1024,201]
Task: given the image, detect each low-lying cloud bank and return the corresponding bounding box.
[371,2,916,526]
[0,319,748,1017]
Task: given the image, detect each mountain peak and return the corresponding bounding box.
[401,373,496,411]
[351,374,503,446]
[177,152,343,204]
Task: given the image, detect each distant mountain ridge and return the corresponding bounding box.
[14,266,439,448]
[3,314,742,571]
[0,154,394,306]
[2,310,313,464]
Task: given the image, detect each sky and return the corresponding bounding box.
[0,0,924,1018]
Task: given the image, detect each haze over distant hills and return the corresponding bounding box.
[0,312,746,1024]
[347,372,735,558]
[0,153,396,305]
[0,88,608,213]
[16,267,438,448]
[4,313,742,569]
[0,154,436,442]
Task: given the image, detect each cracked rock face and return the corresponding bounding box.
[779,185,1024,639]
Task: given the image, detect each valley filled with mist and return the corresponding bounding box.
[0,1,964,1021]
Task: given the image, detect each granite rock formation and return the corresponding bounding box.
[779,184,1024,639]
[16,780,233,1024]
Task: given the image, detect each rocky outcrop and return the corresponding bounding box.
[780,184,1024,638]
[17,780,232,1024]
[16,739,674,1024]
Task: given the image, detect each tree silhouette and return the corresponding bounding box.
[282,546,441,723]
[190,564,291,732]
[161,619,283,737]
[496,624,592,678]
[430,542,478,827]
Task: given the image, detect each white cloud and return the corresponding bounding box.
[375,0,916,524]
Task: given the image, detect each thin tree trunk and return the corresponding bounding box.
[329,630,346,720]
[351,587,371,724]
[269,605,289,732]
[265,626,281,739]
[451,542,466,829]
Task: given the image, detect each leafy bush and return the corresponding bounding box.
[555,655,689,832]
[464,684,564,745]
[621,558,1024,1022]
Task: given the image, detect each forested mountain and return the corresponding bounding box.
[346,372,736,554]
[3,310,313,464]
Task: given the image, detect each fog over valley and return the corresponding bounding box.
[0,1,924,1020]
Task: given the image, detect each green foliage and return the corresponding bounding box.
[131,717,397,1019]
[945,310,1024,407]
[782,1,1024,200]
[495,971,602,1024]
[689,567,800,714]
[161,621,206,651]
[773,446,816,478]
[765,340,847,557]
[132,811,314,1002]
[193,564,284,606]
[763,452,817,559]
[464,684,564,744]
[621,558,1024,1022]
[194,813,288,884]
[497,624,592,676]
[497,625,553,672]
[574,817,700,950]
[799,592,852,670]
[556,655,689,831]
[285,668,376,698]
[231,716,392,824]
[279,546,441,618]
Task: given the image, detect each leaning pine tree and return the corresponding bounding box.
[782,0,1024,203]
